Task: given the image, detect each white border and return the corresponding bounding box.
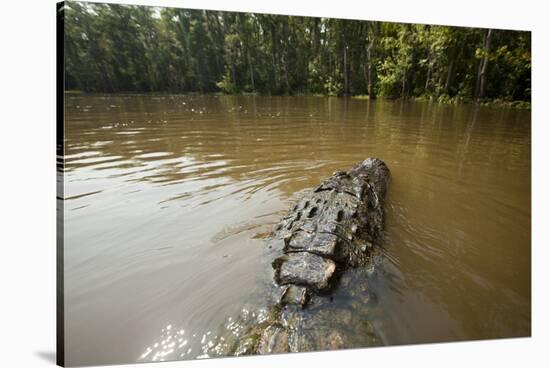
[1,1,548,367]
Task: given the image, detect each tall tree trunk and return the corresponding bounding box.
[445,57,455,95]
[222,15,237,91]
[343,45,349,95]
[366,25,377,99]
[443,38,459,96]
[477,29,493,98]
[283,54,291,93]
[229,47,237,90]
[271,52,279,92]
[425,62,432,92]
[204,12,222,78]
[247,51,255,91]
[270,23,280,92]
[282,21,291,93]
[401,69,407,97]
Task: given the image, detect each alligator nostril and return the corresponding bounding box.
[336,210,344,222]
[308,207,318,218]
[303,201,310,209]
[295,211,301,221]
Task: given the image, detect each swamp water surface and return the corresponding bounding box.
[61,95,530,366]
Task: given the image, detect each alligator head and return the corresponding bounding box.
[271,158,390,307]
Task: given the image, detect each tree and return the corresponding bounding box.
[63,1,531,103]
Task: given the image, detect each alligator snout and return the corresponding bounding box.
[213,158,391,356]
[271,158,390,308]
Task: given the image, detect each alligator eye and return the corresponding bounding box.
[308,207,318,218]
[295,212,301,221]
[336,210,344,222]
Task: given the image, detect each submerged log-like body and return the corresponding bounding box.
[271,157,390,307]
[217,158,390,356]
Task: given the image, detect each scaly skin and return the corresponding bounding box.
[214,158,391,356]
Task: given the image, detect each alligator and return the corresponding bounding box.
[208,157,391,356]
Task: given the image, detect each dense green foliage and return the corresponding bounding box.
[63,2,530,102]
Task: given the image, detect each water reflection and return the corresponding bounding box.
[137,308,271,362]
[139,324,190,362]
[63,94,530,366]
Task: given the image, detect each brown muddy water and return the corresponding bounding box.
[61,94,530,366]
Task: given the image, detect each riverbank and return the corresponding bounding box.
[65,90,531,110]
[351,94,530,109]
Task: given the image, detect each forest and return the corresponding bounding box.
[63,2,531,104]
